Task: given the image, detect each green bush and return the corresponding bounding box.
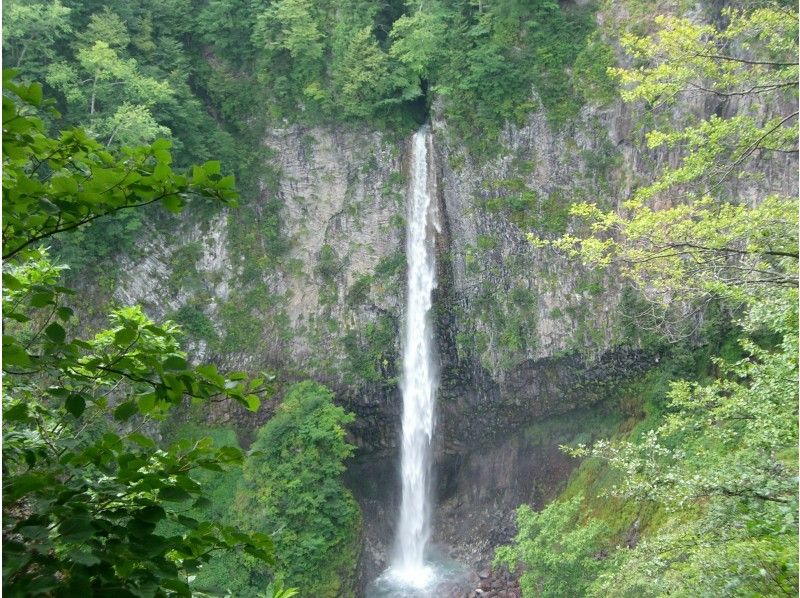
[236,381,361,597]
[494,495,609,597]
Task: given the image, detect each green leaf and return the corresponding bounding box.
[8,472,49,500]
[114,327,137,346]
[128,432,156,449]
[159,486,191,501]
[57,516,94,542]
[28,83,43,106]
[138,393,156,414]
[3,273,23,291]
[161,579,191,596]
[137,505,166,523]
[151,138,172,151]
[30,291,54,307]
[3,338,31,368]
[245,394,260,412]
[203,161,221,176]
[65,394,86,418]
[163,195,182,213]
[4,402,30,422]
[162,355,187,370]
[45,322,66,344]
[56,307,74,321]
[113,401,138,421]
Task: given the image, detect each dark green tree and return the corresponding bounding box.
[237,381,361,598]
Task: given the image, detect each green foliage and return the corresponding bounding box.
[333,26,392,120]
[435,0,596,149]
[346,273,373,307]
[168,242,203,293]
[315,244,340,282]
[536,5,799,328]
[579,294,799,596]
[374,251,405,279]
[463,282,539,372]
[495,495,609,597]
[342,315,397,384]
[2,81,274,595]
[170,304,218,343]
[237,382,361,597]
[572,32,618,105]
[2,0,72,77]
[482,178,573,233]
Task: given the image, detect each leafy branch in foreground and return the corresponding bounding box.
[2,73,279,596]
[2,69,237,261]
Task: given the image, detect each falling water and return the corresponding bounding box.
[390,125,439,589]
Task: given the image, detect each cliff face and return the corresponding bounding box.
[114,103,660,583]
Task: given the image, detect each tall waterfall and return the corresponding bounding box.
[393,126,439,585]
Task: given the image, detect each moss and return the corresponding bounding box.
[374,251,405,280]
[315,245,340,282]
[341,314,397,384]
[167,242,203,294]
[219,302,263,354]
[170,304,218,343]
[540,190,572,234]
[477,234,498,251]
[346,274,373,307]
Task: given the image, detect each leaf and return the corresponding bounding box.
[128,432,156,449]
[159,486,191,501]
[28,83,43,106]
[161,579,191,596]
[3,337,31,368]
[114,327,137,346]
[3,273,23,291]
[57,516,94,542]
[67,549,101,566]
[65,394,86,418]
[163,195,182,213]
[113,401,138,421]
[245,394,261,412]
[7,472,49,500]
[137,505,166,523]
[151,138,172,151]
[177,515,199,529]
[45,323,66,344]
[57,307,74,321]
[162,355,187,370]
[30,291,54,307]
[4,402,30,422]
[138,393,156,414]
[203,161,221,176]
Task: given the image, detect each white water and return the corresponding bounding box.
[387,126,439,590]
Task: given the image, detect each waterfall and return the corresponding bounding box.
[392,125,439,586]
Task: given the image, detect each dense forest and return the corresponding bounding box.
[2,0,798,597]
